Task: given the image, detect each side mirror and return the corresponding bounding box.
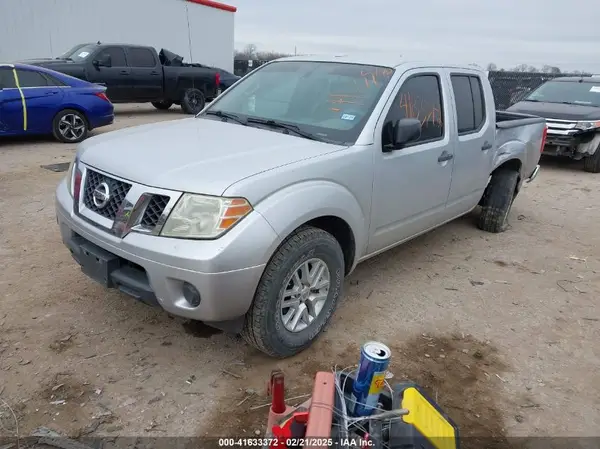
[394,118,421,148]
[93,55,111,68]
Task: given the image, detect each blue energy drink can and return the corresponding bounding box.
[351,341,391,417]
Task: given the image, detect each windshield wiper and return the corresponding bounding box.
[246,118,322,141]
[532,100,579,105]
[523,99,540,102]
[203,110,248,125]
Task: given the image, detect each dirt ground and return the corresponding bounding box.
[1,104,599,446]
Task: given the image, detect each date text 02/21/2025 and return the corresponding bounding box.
[217,437,374,447]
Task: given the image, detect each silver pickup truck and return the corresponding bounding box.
[55,55,546,357]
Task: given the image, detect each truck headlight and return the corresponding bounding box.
[65,158,76,196]
[161,194,253,239]
[575,120,600,131]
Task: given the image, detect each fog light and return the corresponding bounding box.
[182,282,201,307]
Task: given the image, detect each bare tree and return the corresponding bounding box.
[243,44,257,58]
[234,44,258,61]
[256,50,290,61]
[541,64,561,74]
[512,64,529,72]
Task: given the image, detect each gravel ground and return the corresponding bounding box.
[1,104,598,446]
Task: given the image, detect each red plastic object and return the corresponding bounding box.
[304,372,335,447]
[270,370,286,414]
[271,411,310,447]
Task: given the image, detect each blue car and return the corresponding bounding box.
[0,63,114,143]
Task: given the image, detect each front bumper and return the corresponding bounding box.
[55,179,276,323]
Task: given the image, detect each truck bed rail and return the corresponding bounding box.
[496,110,545,129]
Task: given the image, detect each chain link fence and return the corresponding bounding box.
[487,71,576,110]
[233,59,269,77]
[233,59,583,111]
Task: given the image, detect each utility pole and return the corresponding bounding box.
[294,46,297,56]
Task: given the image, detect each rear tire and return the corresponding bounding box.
[583,148,600,173]
[151,100,173,110]
[52,109,89,143]
[242,226,345,358]
[477,168,519,233]
[180,88,206,115]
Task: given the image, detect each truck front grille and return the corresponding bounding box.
[141,195,170,228]
[545,119,578,136]
[83,169,132,220]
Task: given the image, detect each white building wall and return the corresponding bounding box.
[0,0,234,71]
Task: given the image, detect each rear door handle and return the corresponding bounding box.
[119,70,130,75]
[150,71,159,76]
[481,141,493,151]
[438,151,454,163]
[46,90,59,95]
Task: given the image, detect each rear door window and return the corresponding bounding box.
[128,48,156,68]
[0,68,17,89]
[43,73,67,87]
[451,74,486,134]
[16,69,49,88]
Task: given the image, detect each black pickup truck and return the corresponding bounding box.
[507,75,600,173]
[23,43,239,114]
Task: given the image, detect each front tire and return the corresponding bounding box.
[180,88,206,114]
[151,100,173,110]
[477,168,519,233]
[52,109,89,143]
[242,226,345,358]
[583,148,600,173]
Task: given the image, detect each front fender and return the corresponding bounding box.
[253,181,368,271]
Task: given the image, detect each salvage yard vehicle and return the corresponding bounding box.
[0,63,113,143]
[55,55,546,358]
[507,75,600,172]
[24,43,236,115]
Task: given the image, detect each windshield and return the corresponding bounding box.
[202,60,395,144]
[59,44,97,61]
[526,80,600,107]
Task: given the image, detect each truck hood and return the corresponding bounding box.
[507,100,600,120]
[78,118,346,195]
[21,58,73,65]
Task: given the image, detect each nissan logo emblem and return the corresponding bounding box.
[92,182,111,208]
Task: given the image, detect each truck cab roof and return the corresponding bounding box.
[551,75,600,83]
[275,54,486,73]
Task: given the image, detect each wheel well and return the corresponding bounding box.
[495,158,521,174]
[305,216,356,275]
[494,158,522,196]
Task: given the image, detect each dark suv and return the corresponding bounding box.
[507,75,600,172]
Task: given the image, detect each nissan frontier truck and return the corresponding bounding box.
[55,55,547,357]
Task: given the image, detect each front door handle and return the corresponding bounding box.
[438,151,454,163]
[119,70,130,75]
[45,90,59,95]
[150,71,159,76]
[481,141,493,151]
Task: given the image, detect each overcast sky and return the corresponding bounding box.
[233,0,600,72]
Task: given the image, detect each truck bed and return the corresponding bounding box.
[495,110,546,178]
[496,110,544,128]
